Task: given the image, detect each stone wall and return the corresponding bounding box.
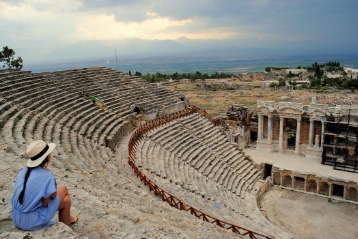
[273,116,280,141]
[106,120,134,151]
[271,166,358,203]
[263,116,268,139]
[160,102,186,115]
[300,118,310,144]
[256,177,272,203]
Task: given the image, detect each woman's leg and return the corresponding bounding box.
[57,185,77,225]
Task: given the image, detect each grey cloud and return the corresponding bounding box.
[2,0,358,61]
[77,0,357,32]
[78,0,143,10]
[0,0,25,3]
[78,0,259,22]
[75,0,313,34]
[78,0,152,22]
[112,8,148,22]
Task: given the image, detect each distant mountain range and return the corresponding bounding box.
[15,38,317,63]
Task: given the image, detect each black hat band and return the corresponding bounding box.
[30,144,49,161]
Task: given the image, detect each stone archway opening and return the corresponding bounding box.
[283,175,292,188]
[332,184,344,198]
[319,182,329,196]
[263,164,272,179]
[250,130,257,147]
[306,179,317,193]
[285,118,297,151]
[133,106,141,114]
[294,176,305,191]
[346,187,358,202]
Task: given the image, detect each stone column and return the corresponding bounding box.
[295,118,301,154]
[309,119,314,147]
[292,175,295,189]
[258,114,263,141]
[315,135,320,147]
[321,121,325,148]
[279,116,284,153]
[328,183,332,197]
[343,185,347,200]
[268,115,273,143]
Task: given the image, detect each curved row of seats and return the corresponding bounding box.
[2,70,179,149]
[135,113,288,238]
[0,68,181,169]
[1,66,173,186]
[146,113,261,197]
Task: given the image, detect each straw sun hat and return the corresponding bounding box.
[26,140,56,168]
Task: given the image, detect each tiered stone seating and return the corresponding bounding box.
[136,113,287,238]
[0,68,286,238]
[3,68,229,239]
[0,67,182,156]
[138,141,269,234]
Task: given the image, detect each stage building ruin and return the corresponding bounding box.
[255,100,328,158]
[224,100,358,202]
[225,104,256,149]
[225,100,358,173]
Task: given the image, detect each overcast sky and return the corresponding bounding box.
[1,0,358,61]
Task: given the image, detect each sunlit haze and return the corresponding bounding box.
[1,0,357,63]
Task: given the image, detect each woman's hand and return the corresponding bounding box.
[42,197,50,207]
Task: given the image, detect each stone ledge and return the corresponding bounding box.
[0,221,78,239]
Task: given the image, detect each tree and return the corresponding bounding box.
[269,82,277,88]
[10,57,23,69]
[315,65,322,78]
[278,78,286,86]
[265,67,272,72]
[0,46,23,70]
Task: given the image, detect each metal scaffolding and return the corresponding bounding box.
[322,108,358,173]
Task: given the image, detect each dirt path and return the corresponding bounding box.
[260,187,358,239]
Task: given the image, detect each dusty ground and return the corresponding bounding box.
[260,187,358,239]
[165,81,357,118]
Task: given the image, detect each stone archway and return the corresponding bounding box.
[306,179,317,193]
[285,118,297,151]
[346,187,358,202]
[133,106,141,114]
[294,176,305,191]
[283,175,292,188]
[331,184,344,197]
[319,181,329,196]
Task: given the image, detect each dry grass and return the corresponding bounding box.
[165,81,357,118]
[166,81,298,118]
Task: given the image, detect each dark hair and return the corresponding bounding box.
[18,156,49,204]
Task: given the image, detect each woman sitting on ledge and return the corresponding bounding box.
[11,140,78,231]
